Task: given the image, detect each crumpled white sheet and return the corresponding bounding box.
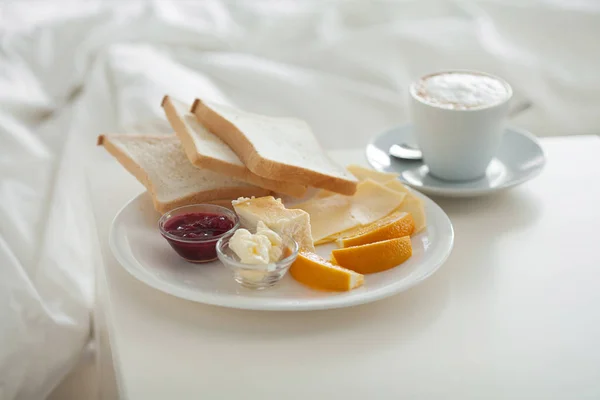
[1,1,599,398]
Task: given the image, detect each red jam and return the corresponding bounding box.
[161,212,235,263]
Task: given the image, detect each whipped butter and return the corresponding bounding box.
[229,221,283,265]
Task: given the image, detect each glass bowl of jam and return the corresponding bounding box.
[158,204,239,263]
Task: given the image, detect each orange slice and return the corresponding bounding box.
[331,236,412,274]
[336,211,415,248]
[290,251,364,291]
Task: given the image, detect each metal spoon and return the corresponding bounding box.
[389,101,533,161]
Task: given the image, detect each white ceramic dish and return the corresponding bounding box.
[109,191,454,311]
[367,125,546,198]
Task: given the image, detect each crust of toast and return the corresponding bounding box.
[161,95,307,198]
[97,134,271,214]
[191,99,358,196]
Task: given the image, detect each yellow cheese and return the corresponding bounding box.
[347,165,399,183]
[382,180,426,232]
[392,192,426,233]
[382,179,410,194]
[313,189,337,199]
[314,168,427,244]
[295,180,406,242]
[348,167,426,233]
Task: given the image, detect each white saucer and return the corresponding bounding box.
[367,125,546,198]
[109,191,454,311]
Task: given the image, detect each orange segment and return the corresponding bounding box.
[331,237,412,274]
[336,211,415,248]
[290,251,364,291]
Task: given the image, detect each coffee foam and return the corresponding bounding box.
[412,72,510,110]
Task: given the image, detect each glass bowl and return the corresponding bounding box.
[216,234,299,290]
[158,204,239,263]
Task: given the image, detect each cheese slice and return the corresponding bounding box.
[314,169,426,244]
[295,180,406,242]
[391,191,426,234]
[347,165,399,183]
[313,189,337,199]
[382,179,410,194]
[348,166,426,233]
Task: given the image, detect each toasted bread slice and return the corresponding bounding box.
[97,134,270,213]
[162,96,307,198]
[190,99,358,195]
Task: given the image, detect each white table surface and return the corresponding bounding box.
[89,135,600,400]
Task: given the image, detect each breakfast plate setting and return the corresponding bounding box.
[100,91,456,311]
[101,70,543,311]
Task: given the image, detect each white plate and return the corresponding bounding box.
[367,125,546,197]
[109,191,454,311]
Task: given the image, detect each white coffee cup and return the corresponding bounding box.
[409,70,513,181]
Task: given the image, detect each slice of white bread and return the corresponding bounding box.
[191,99,358,196]
[97,134,271,213]
[161,96,307,198]
[232,196,315,252]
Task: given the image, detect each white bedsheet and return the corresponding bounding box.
[1,1,599,398]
